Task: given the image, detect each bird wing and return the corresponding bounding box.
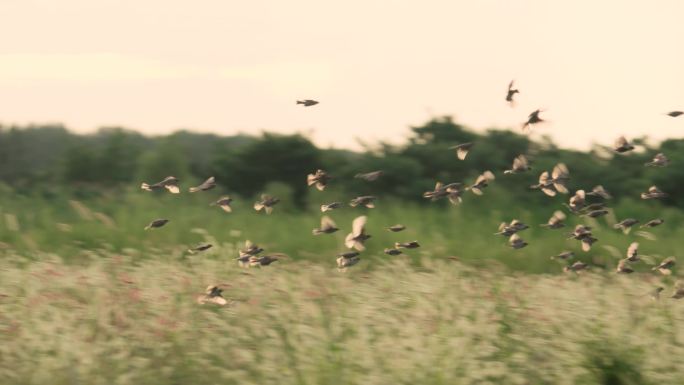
[352,215,367,237]
[627,242,639,258]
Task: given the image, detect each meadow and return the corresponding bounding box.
[2,186,684,385]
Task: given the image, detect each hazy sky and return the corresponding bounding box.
[1,0,683,150]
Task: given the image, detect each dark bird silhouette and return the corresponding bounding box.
[144,218,169,230]
[613,136,635,153]
[188,243,213,254]
[384,248,403,256]
[387,224,406,232]
[297,99,319,107]
[306,169,332,191]
[522,109,544,131]
[666,111,683,117]
[395,241,420,249]
[141,176,180,194]
[211,196,233,213]
[506,80,519,105]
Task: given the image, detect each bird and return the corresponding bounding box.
[616,258,634,274]
[551,251,574,260]
[496,220,529,236]
[336,253,360,269]
[567,190,586,213]
[188,243,212,254]
[671,282,684,299]
[614,218,639,233]
[564,261,588,273]
[446,185,465,205]
[248,254,284,267]
[541,210,566,229]
[345,216,371,251]
[613,136,635,153]
[568,225,596,252]
[582,202,607,212]
[653,257,676,275]
[650,287,665,300]
[354,171,383,181]
[349,196,376,208]
[586,185,612,199]
[641,186,667,200]
[197,285,228,306]
[306,169,331,191]
[583,209,609,218]
[395,241,420,249]
[189,176,216,192]
[626,242,639,262]
[449,142,474,160]
[312,216,339,235]
[550,163,570,194]
[141,176,180,194]
[297,99,319,107]
[239,240,263,259]
[387,224,406,232]
[504,155,531,174]
[522,109,544,131]
[210,196,233,213]
[530,171,557,196]
[645,153,669,167]
[337,251,360,259]
[144,218,169,230]
[641,218,664,228]
[467,171,495,195]
[321,202,343,212]
[506,80,519,105]
[423,182,461,201]
[254,194,280,214]
[508,233,528,249]
[666,111,683,117]
[384,248,403,256]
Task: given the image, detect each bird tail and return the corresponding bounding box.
[321,205,329,212]
[189,187,200,193]
[254,203,264,211]
[264,206,274,215]
[312,229,323,235]
[296,100,305,105]
[141,183,152,191]
[306,174,316,186]
[144,225,152,230]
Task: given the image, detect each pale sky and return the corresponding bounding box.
[1,0,683,150]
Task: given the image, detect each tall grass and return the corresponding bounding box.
[1,254,683,384]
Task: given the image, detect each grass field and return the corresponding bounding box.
[2,187,684,384]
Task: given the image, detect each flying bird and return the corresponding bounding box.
[239,240,264,258]
[197,285,228,306]
[496,220,529,236]
[616,259,634,274]
[321,202,343,212]
[508,234,528,249]
[384,248,403,256]
[504,155,531,174]
[551,251,574,260]
[306,169,331,191]
[467,171,495,195]
[395,241,420,249]
[583,209,609,218]
[387,224,406,232]
[211,196,233,213]
[541,210,566,229]
[144,218,169,230]
[189,176,216,193]
[249,254,284,267]
[613,136,635,153]
[626,242,640,262]
[188,243,213,254]
[666,111,683,117]
[336,253,360,269]
[641,186,667,200]
[349,196,377,208]
[449,142,474,160]
[641,218,664,228]
[254,195,280,214]
[297,99,319,107]
[522,109,544,131]
[614,218,639,232]
[653,257,676,275]
[354,170,383,181]
[645,153,669,167]
[566,190,586,213]
[312,216,339,235]
[671,282,684,299]
[586,185,612,199]
[564,261,588,273]
[345,215,371,251]
[141,176,180,194]
[505,80,519,105]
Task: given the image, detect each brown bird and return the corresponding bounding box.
[530,171,557,196]
[506,80,519,105]
[336,253,360,269]
[551,251,574,260]
[645,153,669,167]
[522,109,544,131]
[387,224,406,232]
[197,285,228,306]
[666,111,683,117]
[384,248,403,256]
[349,196,376,208]
[614,218,639,233]
[249,254,284,267]
[312,216,339,235]
[626,242,639,262]
[541,210,566,229]
[586,185,612,199]
[616,258,634,274]
[671,281,684,299]
[564,261,588,273]
[395,241,420,249]
[508,233,528,249]
[189,176,216,192]
[321,202,343,212]
[467,171,495,195]
[567,190,586,213]
[550,163,570,194]
[239,240,264,258]
[188,243,213,254]
[650,287,665,300]
[449,142,474,161]
[496,220,529,236]
[653,257,676,275]
[345,215,371,251]
[144,218,169,230]
[355,170,383,181]
[641,186,667,200]
[613,136,635,153]
[210,196,233,213]
[141,176,180,194]
[254,194,280,214]
[504,155,531,174]
[306,169,331,191]
[641,218,664,228]
[297,99,319,107]
[583,209,609,218]
[423,182,461,201]
[583,202,608,212]
[337,251,360,259]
